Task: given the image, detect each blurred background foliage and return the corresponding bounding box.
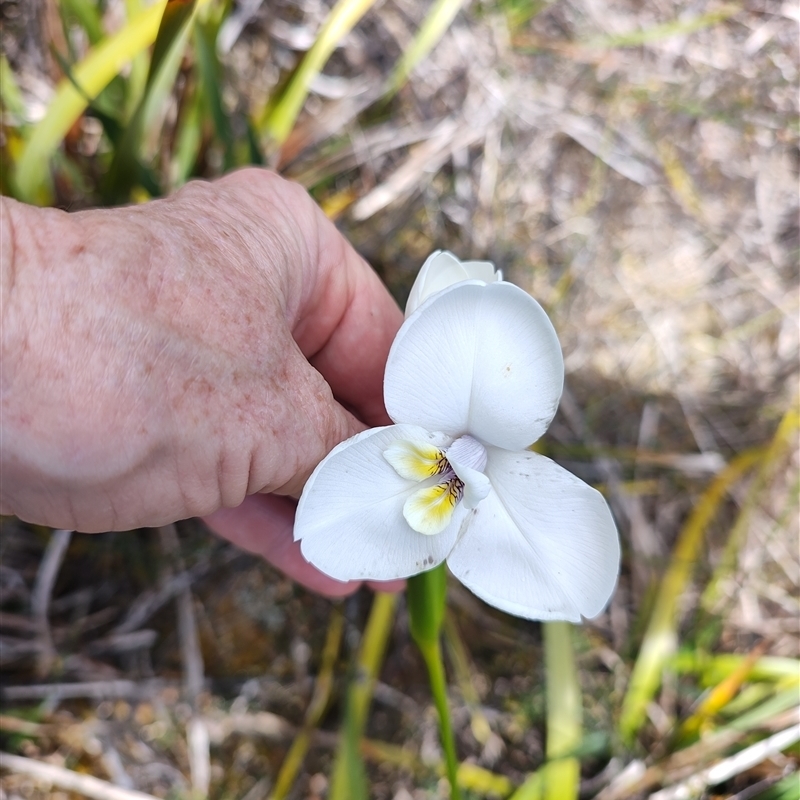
[0,0,798,798]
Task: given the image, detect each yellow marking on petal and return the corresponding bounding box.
[384,440,449,482]
[403,479,464,536]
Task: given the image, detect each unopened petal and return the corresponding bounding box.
[405,251,469,316]
[460,259,501,284]
[386,282,565,450]
[295,425,461,580]
[446,448,620,621]
[405,251,502,317]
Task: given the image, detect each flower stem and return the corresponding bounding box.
[407,565,461,800]
[543,621,581,800]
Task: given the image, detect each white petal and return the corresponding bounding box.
[385,282,565,451]
[403,479,464,535]
[446,434,488,472]
[460,259,501,284]
[446,448,620,621]
[295,425,465,580]
[384,438,448,481]
[405,251,502,317]
[405,251,469,317]
[452,463,491,509]
[446,437,490,509]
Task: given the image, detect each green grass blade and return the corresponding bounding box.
[509,770,544,800]
[330,709,369,800]
[456,762,514,797]
[147,0,199,93]
[330,592,397,800]
[588,5,739,49]
[701,405,799,614]
[139,9,195,139]
[498,0,550,32]
[244,118,265,166]
[349,592,398,729]
[443,614,493,745]
[60,0,104,45]
[106,0,201,201]
[0,54,26,121]
[672,652,800,685]
[723,687,800,733]
[261,0,379,144]
[124,0,150,121]
[271,607,344,800]
[750,771,800,800]
[14,0,168,204]
[384,0,468,98]
[543,622,581,800]
[193,19,236,171]
[619,448,765,744]
[172,81,204,186]
[677,643,768,741]
[47,47,126,146]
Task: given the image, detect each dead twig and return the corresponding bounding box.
[0,678,176,702]
[0,751,160,800]
[351,116,494,221]
[30,528,72,676]
[203,710,297,744]
[650,724,800,800]
[159,524,208,797]
[84,630,158,656]
[0,715,52,737]
[559,386,663,603]
[112,562,207,636]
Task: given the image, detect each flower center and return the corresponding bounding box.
[384,435,491,536]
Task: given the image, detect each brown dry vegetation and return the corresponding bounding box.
[1,0,798,798]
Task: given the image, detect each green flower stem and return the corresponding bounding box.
[543,621,581,800]
[407,565,461,800]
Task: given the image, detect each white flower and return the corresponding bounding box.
[294,253,620,622]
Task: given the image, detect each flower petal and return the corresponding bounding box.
[405,251,502,316]
[446,448,620,621]
[384,438,448,481]
[461,259,502,284]
[446,434,491,508]
[406,251,467,317]
[452,464,491,509]
[386,282,565,450]
[295,425,466,580]
[404,479,463,535]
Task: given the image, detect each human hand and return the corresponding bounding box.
[1,169,404,595]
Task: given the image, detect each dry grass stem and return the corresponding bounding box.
[0,751,161,800]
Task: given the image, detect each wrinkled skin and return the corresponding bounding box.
[0,169,404,596]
